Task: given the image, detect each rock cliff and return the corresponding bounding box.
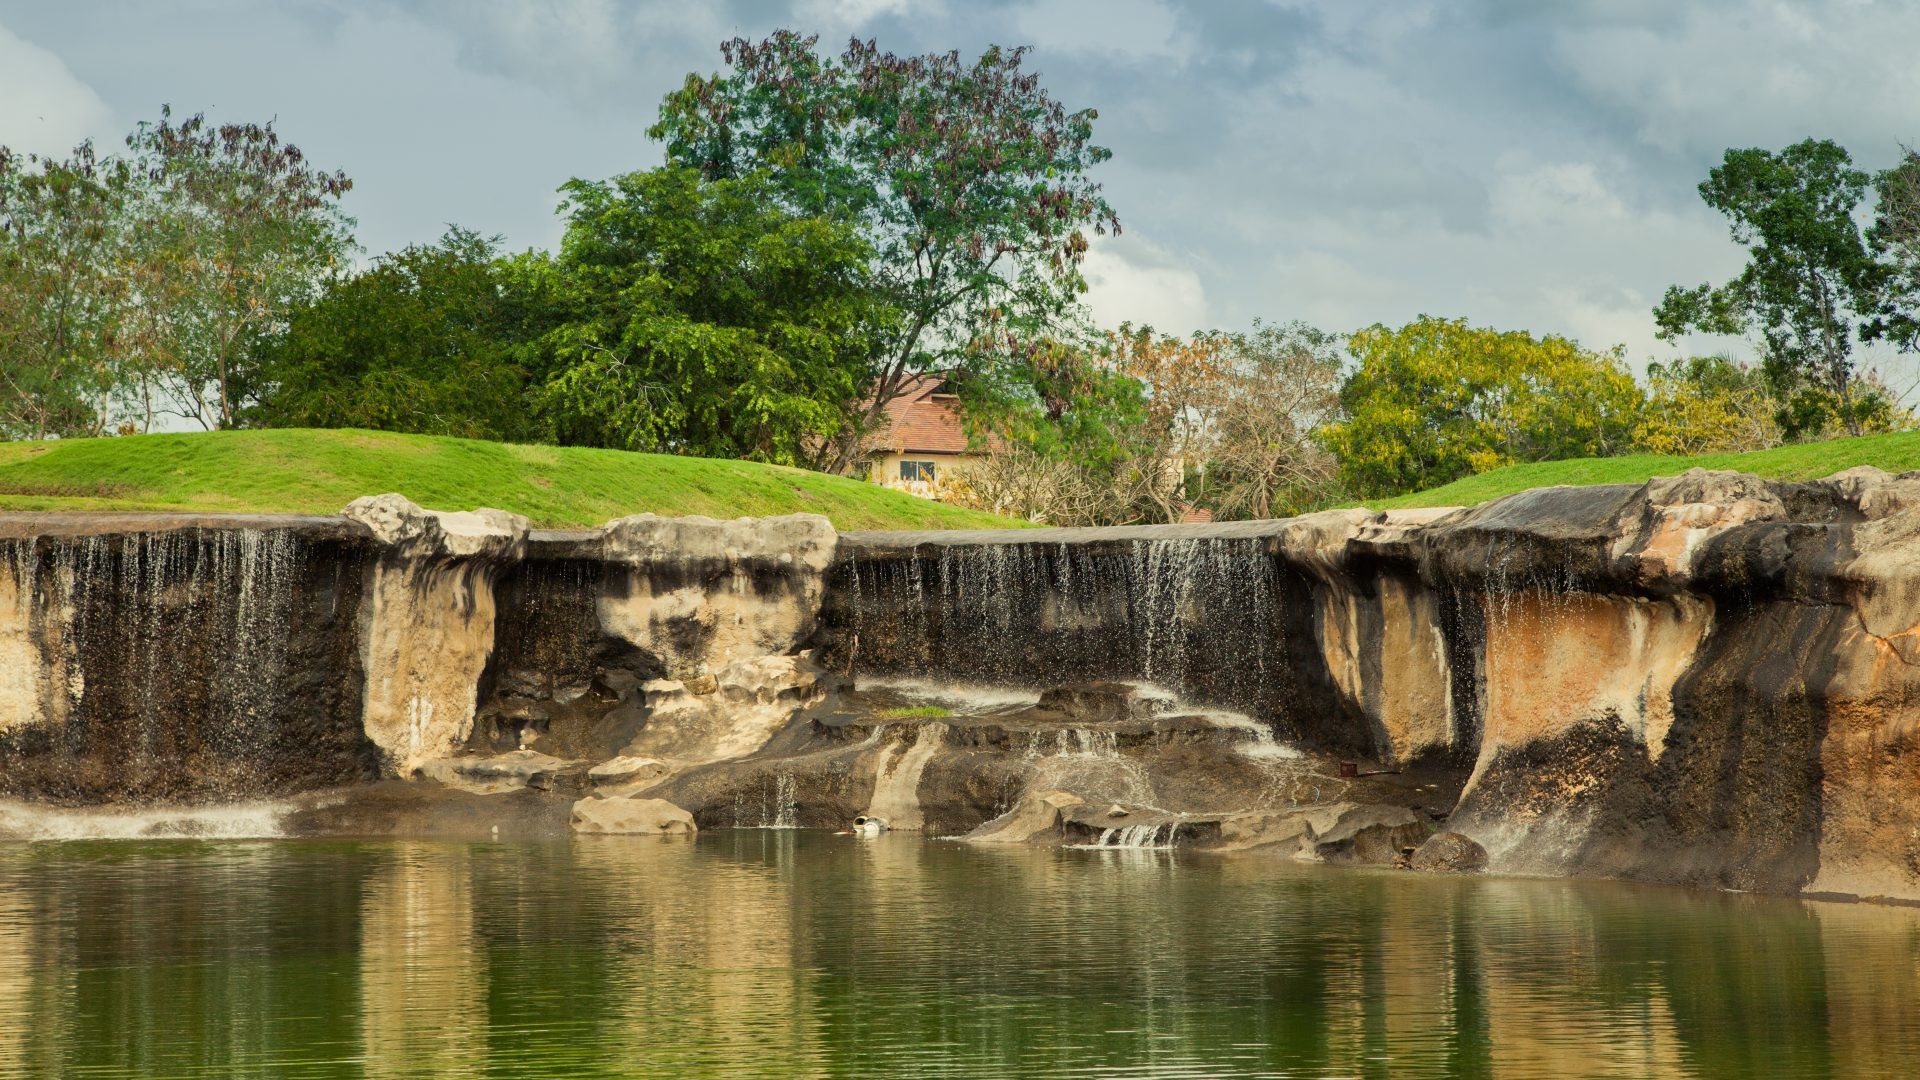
[10,469,1920,902]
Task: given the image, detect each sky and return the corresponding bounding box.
[4,0,1919,372]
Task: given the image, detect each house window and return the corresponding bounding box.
[899,460,937,483]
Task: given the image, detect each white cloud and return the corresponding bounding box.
[1079,236,1211,334]
[0,23,113,157]
[1014,0,1191,61]
[1547,2,1920,162]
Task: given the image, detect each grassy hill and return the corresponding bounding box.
[1375,430,1920,509]
[0,428,1027,531]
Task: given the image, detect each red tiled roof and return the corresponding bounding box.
[868,374,974,455]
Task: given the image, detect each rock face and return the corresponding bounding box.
[0,513,380,803]
[570,795,697,835]
[345,495,530,774]
[1410,831,1489,873]
[20,467,1920,903]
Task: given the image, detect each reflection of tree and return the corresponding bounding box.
[359,842,488,1079]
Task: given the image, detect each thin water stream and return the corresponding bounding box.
[2,831,1915,1078]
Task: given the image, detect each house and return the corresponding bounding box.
[862,374,981,499]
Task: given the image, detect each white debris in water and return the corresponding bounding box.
[0,799,294,841]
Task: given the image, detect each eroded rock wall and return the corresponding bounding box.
[0,514,380,803]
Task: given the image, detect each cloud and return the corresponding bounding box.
[1013,0,1190,61]
[0,23,113,157]
[1079,236,1211,335]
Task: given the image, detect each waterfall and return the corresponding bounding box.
[0,523,376,803]
[1085,821,1181,849]
[770,772,798,829]
[834,528,1300,728]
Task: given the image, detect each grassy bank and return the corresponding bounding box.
[0,428,1026,530]
[1375,430,1920,509]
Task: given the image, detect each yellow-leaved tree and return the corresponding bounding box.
[1320,316,1643,500]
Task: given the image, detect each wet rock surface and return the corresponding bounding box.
[18,468,1920,902]
[1410,831,1489,873]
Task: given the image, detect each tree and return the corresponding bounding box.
[1869,147,1920,355]
[524,166,882,465]
[124,106,354,429]
[1322,316,1643,499]
[947,334,1156,525]
[653,32,1120,470]
[1655,140,1885,435]
[0,141,131,439]
[1633,354,1782,455]
[1193,320,1344,520]
[246,228,535,439]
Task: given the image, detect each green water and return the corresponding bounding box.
[1,832,1917,1079]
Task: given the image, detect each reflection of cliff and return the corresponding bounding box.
[572,833,824,1076]
[358,843,487,1079]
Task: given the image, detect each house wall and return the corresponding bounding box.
[866,451,980,501]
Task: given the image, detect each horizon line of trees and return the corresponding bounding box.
[6,32,1920,524]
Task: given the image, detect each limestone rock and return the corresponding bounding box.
[416,750,582,795]
[345,494,531,774]
[964,790,1085,844]
[570,795,697,835]
[1297,803,1431,865]
[595,513,836,677]
[588,755,671,789]
[1213,809,1314,852]
[620,654,823,766]
[1409,831,1488,873]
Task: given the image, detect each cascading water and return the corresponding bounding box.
[0,521,379,805]
[1084,821,1181,849]
[831,527,1316,736]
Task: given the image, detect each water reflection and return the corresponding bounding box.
[3,834,1920,1078]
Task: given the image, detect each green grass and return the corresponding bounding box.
[0,428,1028,531]
[878,705,955,719]
[1373,430,1920,509]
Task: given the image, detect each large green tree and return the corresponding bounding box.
[652,32,1120,470]
[0,142,131,439]
[1654,139,1886,436]
[523,166,881,465]
[246,228,535,439]
[1322,316,1643,499]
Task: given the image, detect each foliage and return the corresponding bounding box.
[1191,320,1344,520]
[945,335,1157,525]
[245,228,534,439]
[1654,140,1885,435]
[1322,316,1643,499]
[1633,354,1783,455]
[0,142,131,439]
[1869,147,1920,354]
[523,166,881,465]
[653,32,1119,469]
[0,428,1026,530]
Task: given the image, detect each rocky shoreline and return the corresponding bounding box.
[8,467,1920,902]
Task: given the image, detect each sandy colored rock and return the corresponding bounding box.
[416,750,581,795]
[345,495,530,774]
[570,796,696,835]
[964,790,1085,844]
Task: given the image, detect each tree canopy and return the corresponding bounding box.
[524,166,883,465]
[653,32,1120,470]
[1654,139,1885,436]
[1322,316,1642,499]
